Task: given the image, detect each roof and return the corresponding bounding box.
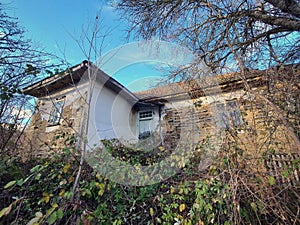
[23,60,141,104]
[134,64,300,103]
[23,60,89,97]
[24,61,300,105]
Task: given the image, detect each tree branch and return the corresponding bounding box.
[265,0,300,19]
[249,10,300,31]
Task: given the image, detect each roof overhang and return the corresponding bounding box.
[135,64,300,103]
[23,60,89,97]
[22,60,162,108]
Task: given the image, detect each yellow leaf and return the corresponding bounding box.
[149,207,154,216]
[170,187,175,194]
[0,198,23,218]
[35,212,43,218]
[63,163,70,174]
[59,189,65,197]
[44,196,50,203]
[158,146,164,151]
[59,180,67,186]
[40,192,52,203]
[0,204,12,218]
[197,220,205,225]
[96,173,101,180]
[68,176,74,183]
[0,198,21,219]
[98,189,105,196]
[179,204,186,212]
[51,203,58,208]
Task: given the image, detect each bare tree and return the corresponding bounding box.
[116,1,300,223]
[116,0,300,71]
[70,15,113,200]
[115,0,300,141]
[0,3,61,155]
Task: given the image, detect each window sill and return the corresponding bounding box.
[47,123,60,127]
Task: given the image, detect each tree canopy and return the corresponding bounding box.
[116,0,300,71]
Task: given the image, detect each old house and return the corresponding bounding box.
[22,61,161,157]
[134,65,300,184]
[23,60,300,175]
[137,66,300,154]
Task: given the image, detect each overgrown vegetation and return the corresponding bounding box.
[1,1,300,224]
[1,139,299,224]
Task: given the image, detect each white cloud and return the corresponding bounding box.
[97,40,195,76]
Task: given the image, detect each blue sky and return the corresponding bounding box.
[4,0,125,63]
[3,0,194,91]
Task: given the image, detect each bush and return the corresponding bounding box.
[0,140,299,224]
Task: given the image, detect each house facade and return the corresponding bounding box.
[22,61,161,158]
[137,66,300,155]
[22,61,300,165]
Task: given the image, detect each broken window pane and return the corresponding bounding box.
[48,99,65,126]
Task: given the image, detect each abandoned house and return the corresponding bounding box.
[23,61,161,155]
[22,60,300,177]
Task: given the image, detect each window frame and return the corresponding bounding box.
[216,100,242,129]
[138,110,154,139]
[48,97,65,126]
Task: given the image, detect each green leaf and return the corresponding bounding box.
[35,173,41,180]
[4,180,16,189]
[149,207,154,216]
[250,202,257,212]
[63,147,70,155]
[16,179,24,186]
[30,165,44,173]
[57,208,63,219]
[282,170,289,178]
[16,174,34,186]
[47,211,57,225]
[268,176,275,186]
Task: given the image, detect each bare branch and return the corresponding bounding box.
[265,0,300,18]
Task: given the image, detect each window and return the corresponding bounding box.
[216,100,242,129]
[138,110,153,139]
[48,98,65,126]
[139,110,153,119]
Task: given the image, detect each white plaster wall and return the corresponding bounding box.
[87,81,138,148]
